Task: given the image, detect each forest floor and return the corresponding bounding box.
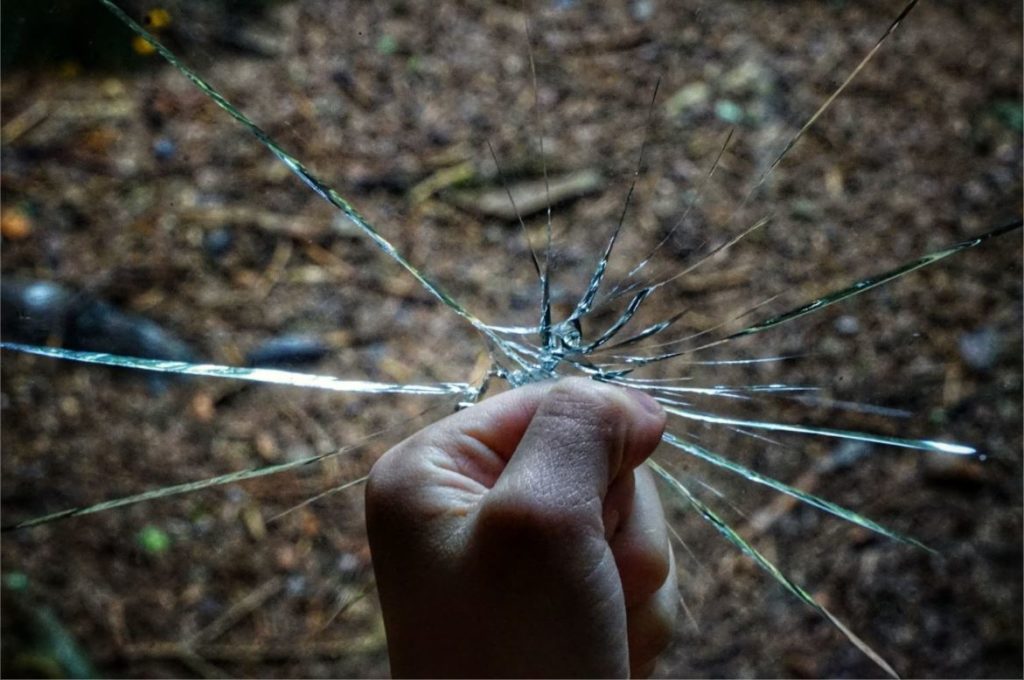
[2,0,1022,677]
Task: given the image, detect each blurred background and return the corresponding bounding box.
[2,0,1021,677]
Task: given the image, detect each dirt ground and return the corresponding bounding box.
[2,0,1021,677]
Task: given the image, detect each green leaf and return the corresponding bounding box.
[136,525,171,554]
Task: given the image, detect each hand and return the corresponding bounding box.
[366,378,678,678]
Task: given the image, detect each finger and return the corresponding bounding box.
[486,378,665,525]
[611,465,672,608]
[366,381,555,524]
[627,546,679,677]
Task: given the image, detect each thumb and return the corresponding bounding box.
[479,378,666,539]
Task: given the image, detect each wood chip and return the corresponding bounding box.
[446,169,604,221]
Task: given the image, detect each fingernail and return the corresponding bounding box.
[627,388,663,417]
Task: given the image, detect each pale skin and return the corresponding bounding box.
[366,377,678,678]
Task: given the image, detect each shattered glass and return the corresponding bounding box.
[2,1,1021,677]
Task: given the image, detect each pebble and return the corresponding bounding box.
[152,137,176,161]
[336,553,362,577]
[959,327,1000,371]
[68,297,196,362]
[275,545,298,571]
[190,392,216,423]
[3,278,196,368]
[285,574,307,597]
[202,226,234,260]
[254,432,279,461]
[714,99,744,124]
[242,505,266,541]
[630,0,654,22]
[834,314,860,336]
[1,208,32,240]
[665,82,709,119]
[1,279,74,344]
[375,34,397,56]
[720,59,771,97]
[246,334,331,368]
[821,441,871,473]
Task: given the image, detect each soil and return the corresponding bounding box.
[2,0,1021,678]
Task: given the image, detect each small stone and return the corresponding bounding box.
[714,99,744,124]
[246,334,331,368]
[336,552,361,577]
[822,441,871,472]
[789,198,820,222]
[1,279,75,344]
[242,505,266,541]
[1,208,32,240]
[665,82,710,118]
[275,545,298,571]
[720,59,770,97]
[2,572,29,591]
[834,315,860,336]
[202,227,234,260]
[152,137,176,161]
[301,510,320,537]
[959,327,1000,370]
[181,583,203,606]
[101,78,125,97]
[376,34,398,56]
[254,432,279,461]
[285,574,307,596]
[65,296,197,363]
[191,392,216,423]
[630,0,654,22]
[59,396,80,418]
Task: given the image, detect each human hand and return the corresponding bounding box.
[366,378,677,678]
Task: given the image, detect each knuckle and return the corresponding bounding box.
[542,378,629,437]
[365,451,399,502]
[474,490,595,554]
[365,441,422,515]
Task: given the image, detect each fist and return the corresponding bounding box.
[366,378,678,678]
